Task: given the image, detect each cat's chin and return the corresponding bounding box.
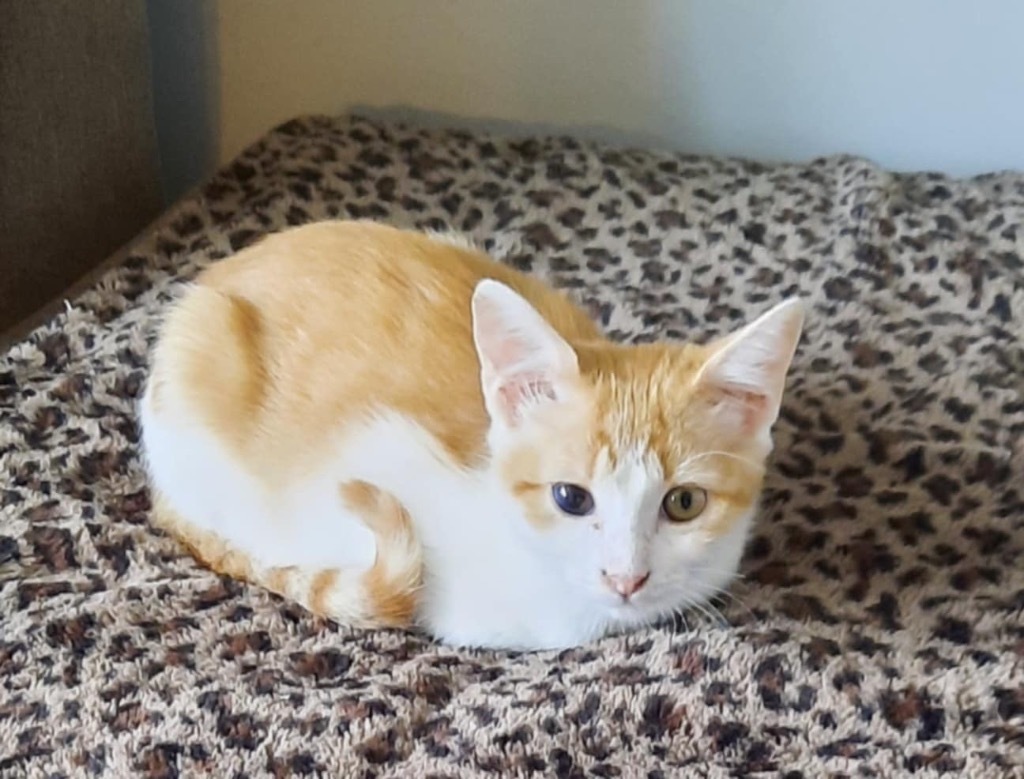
[603,599,664,630]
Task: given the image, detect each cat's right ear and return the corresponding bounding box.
[695,297,805,437]
[471,280,579,427]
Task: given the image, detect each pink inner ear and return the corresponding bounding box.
[713,386,771,436]
[486,334,531,374]
[497,373,558,425]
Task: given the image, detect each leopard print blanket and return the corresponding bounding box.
[2,115,1022,778]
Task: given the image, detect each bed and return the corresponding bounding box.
[1,114,1022,777]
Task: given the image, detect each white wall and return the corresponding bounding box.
[657,1,1024,176]
[155,0,1024,199]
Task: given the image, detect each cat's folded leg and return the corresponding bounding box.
[150,491,258,583]
[153,482,423,629]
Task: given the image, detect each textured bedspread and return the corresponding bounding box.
[2,115,1023,777]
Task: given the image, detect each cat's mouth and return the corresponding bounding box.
[605,599,661,631]
[600,584,670,622]
[605,593,649,615]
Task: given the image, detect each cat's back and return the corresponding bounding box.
[145,220,599,474]
[198,219,514,336]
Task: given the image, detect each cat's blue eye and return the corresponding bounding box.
[551,483,595,516]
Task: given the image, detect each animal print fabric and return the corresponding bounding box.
[1,114,1022,778]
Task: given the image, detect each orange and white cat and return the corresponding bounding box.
[140,220,804,650]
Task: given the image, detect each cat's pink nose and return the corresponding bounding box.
[602,571,650,599]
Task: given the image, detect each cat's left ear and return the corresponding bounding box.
[471,279,579,427]
[696,298,805,437]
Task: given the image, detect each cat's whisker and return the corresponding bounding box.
[709,602,733,627]
[694,599,729,628]
[681,571,755,623]
[666,603,694,633]
[688,602,718,628]
[668,594,728,631]
[708,588,754,616]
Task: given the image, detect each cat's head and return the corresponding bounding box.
[472,280,804,628]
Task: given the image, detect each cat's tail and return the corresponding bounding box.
[259,481,423,628]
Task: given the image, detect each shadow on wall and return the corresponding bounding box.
[350,105,680,157]
[146,0,220,204]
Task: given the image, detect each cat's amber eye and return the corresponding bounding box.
[551,483,595,517]
[662,485,708,522]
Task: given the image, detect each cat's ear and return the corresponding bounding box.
[696,298,805,437]
[471,279,579,427]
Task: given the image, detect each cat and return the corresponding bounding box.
[140,219,804,650]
